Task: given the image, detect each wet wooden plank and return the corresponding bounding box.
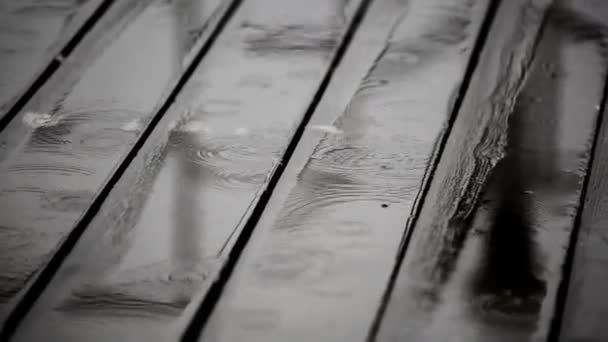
[558,112,608,342]
[0,0,233,331]
[377,0,608,341]
[197,0,496,341]
[8,0,367,341]
[0,0,108,124]
[558,5,608,340]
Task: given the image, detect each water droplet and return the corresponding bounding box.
[22,111,58,128]
[308,124,343,134]
[120,120,142,132]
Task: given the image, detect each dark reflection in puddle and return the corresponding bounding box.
[54,128,214,319]
[470,99,551,321]
[379,0,607,341]
[48,0,222,319]
[470,0,608,326]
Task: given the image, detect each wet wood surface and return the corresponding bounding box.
[558,3,608,337]
[0,0,108,124]
[7,0,366,341]
[559,102,608,342]
[0,0,233,331]
[377,0,608,341]
[200,0,495,341]
[0,0,608,341]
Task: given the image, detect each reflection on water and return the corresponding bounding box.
[469,2,608,335]
[170,129,205,286]
[470,93,552,320]
[379,1,608,341]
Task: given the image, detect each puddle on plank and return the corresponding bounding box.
[377,0,608,341]
[10,0,366,341]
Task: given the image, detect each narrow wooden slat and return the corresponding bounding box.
[0,0,108,125]
[377,0,608,341]
[558,118,608,341]
[557,108,608,342]
[0,0,232,331]
[196,0,495,341]
[557,3,608,340]
[8,0,367,341]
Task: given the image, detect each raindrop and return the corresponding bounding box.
[308,124,343,134]
[22,111,58,128]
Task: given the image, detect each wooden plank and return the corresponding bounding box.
[0,0,233,331]
[196,0,496,341]
[377,0,608,341]
[0,0,108,124]
[8,0,367,341]
[557,3,608,340]
[558,110,608,342]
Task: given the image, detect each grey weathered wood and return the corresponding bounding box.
[377,0,608,341]
[9,0,367,341]
[198,0,495,341]
[0,0,107,123]
[558,4,608,340]
[0,0,231,329]
[558,109,608,342]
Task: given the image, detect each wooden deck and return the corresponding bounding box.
[0,0,607,341]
